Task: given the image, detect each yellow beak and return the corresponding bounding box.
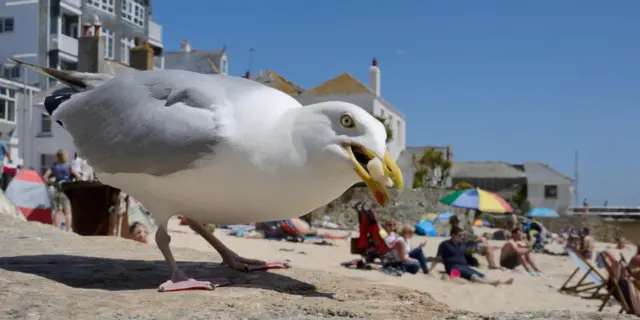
[343,145,404,206]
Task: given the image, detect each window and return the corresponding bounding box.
[7,101,15,122]
[0,17,14,33]
[41,113,52,133]
[89,28,115,59]
[120,37,136,65]
[40,153,56,174]
[87,0,115,14]
[0,86,16,122]
[121,0,146,28]
[544,185,558,199]
[2,65,20,79]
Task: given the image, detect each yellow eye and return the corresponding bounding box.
[340,114,355,128]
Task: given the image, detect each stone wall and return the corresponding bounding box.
[313,187,466,228]
[314,187,640,245]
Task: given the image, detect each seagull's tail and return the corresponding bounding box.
[9,58,114,117]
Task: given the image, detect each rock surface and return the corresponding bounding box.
[0,215,636,320]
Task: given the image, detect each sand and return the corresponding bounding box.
[162,219,637,315]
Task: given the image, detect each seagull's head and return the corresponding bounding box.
[299,101,404,206]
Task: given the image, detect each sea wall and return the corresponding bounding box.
[316,187,640,244]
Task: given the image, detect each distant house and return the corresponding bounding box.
[521,162,574,214]
[451,162,527,192]
[254,69,304,96]
[163,40,228,75]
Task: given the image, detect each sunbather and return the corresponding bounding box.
[430,226,514,286]
[280,218,350,240]
[449,215,502,269]
[601,250,640,315]
[128,222,149,244]
[498,228,543,276]
[382,219,399,245]
[393,225,429,274]
[578,227,596,260]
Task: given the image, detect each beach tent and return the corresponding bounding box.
[433,212,454,224]
[0,188,25,221]
[5,170,52,224]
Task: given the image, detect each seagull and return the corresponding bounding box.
[12,59,404,292]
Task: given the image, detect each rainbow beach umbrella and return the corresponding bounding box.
[439,188,513,213]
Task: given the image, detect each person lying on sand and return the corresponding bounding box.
[498,228,543,276]
[280,218,350,240]
[392,225,429,274]
[128,222,149,244]
[429,226,514,286]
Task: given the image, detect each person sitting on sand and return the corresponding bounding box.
[392,225,429,274]
[449,215,502,269]
[383,219,399,246]
[430,226,514,286]
[498,228,543,276]
[600,249,640,315]
[578,227,596,260]
[128,222,149,244]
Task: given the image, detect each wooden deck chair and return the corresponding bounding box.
[598,252,640,315]
[559,249,606,296]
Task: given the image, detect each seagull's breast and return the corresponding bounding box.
[96,143,356,225]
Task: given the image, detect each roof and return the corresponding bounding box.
[302,72,371,96]
[523,162,573,184]
[451,162,527,179]
[254,69,305,96]
[163,50,225,74]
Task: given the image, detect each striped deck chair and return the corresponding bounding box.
[559,249,606,296]
[598,252,640,315]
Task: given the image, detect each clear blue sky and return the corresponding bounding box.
[155,1,639,206]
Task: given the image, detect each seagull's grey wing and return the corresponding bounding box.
[57,70,233,176]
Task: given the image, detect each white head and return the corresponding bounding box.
[293,101,403,206]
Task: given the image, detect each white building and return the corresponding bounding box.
[22,22,155,172]
[255,58,407,160]
[0,78,39,166]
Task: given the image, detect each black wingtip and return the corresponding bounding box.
[43,94,71,116]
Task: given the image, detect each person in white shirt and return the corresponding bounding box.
[393,225,429,274]
[382,219,399,246]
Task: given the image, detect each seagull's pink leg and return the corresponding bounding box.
[155,225,231,292]
[185,218,292,271]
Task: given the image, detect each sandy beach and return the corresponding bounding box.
[162,219,636,315]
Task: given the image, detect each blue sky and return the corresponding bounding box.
[155,1,639,206]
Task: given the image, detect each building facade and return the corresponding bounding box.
[0,77,39,166]
[0,0,163,88]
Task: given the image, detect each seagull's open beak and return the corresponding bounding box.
[342,143,404,206]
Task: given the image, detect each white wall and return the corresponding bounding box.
[295,93,375,113]
[27,104,75,171]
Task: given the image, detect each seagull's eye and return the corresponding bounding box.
[340,114,355,128]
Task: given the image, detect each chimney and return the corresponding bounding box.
[130,36,155,71]
[369,58,380,96]
[180,40,192,53]
[77,15,105,73]
[244,70,251,79]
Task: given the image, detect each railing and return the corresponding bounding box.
[148,21,162,44]
[51,34,78,57]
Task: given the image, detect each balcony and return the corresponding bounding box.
[50,34,78,57]
[61,0,81,8]
[60,0,82,14]
[148,21,163,47]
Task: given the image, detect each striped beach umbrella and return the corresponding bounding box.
[5,170,52,224]
[439,188,513,214]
